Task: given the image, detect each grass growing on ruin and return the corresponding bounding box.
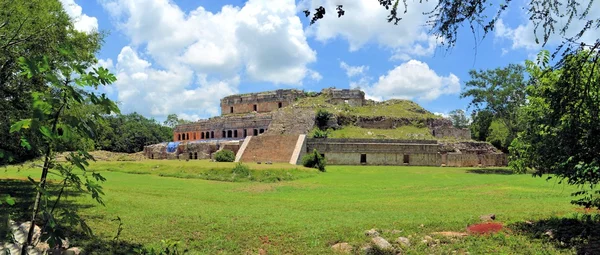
[1,164,585,254]
[327,125,435,139]
[293,95,440,120]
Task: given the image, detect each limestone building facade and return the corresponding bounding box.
[220,89,305,115]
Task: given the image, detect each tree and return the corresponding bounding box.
[11,47,119,253]
[448,109,469,129]
[461,64,527,148]
[0,0,103,165]
[469,109,493,141]
[163,113,191,128]
[98,113,172,153]
[511,50,600,209]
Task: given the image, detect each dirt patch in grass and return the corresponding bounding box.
[467,223,504,235]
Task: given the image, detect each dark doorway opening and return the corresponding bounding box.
[253,104,257,111]
[151,154,154,159]
[230,106,234,113]
[227,130,233,138]
[194,152,198,159]
[243,129,247,137]
[234,130,238,137]
[222,131,226,138]
[278,102,282,108]
[403,155,410,164]
[259,128,264,134]
[211,131,214,138]
[201,133,204,139]
[253,129,258,136]
[360,154,367,164]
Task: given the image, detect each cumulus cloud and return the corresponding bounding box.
[302,0,440,59]
[340,61,369,78]
[112,47,238,118]
[59,0,98,33]
[495,0,600,51]
[99,0,320,118]
[360,60,460,101]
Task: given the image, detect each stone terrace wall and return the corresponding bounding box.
[173,114,272,141]
[322,88,365,106]
[336,116,453,130]
[239,135,300,163]
[220,89,305,115]
[143,141,240,160]
[433,127,471,140]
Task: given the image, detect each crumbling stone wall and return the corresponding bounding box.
[266,107,316,135]
[321,88,365,106]
[143,141,240,160]
[432,127,472,140]
[173,114,272,141]
[220,89,305,115]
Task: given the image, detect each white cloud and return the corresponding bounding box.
[59,0,98,33]
[340,61,369,78]
[113,47,238,118]
[102,0,316,84]
[361,60,460,101]
[495,0,600,51]
[302,0,440,59]
[100,0,319,119]
[433,112,449,118]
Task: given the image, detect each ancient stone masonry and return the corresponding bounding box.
[306,138,506,167]
[322,88,365,106]
[220,89,305,115]
[173,114,272,141]
[144,88,507,167]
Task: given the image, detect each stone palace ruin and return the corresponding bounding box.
[144,88,507,167]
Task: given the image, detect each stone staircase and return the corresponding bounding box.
[238,135,301,163]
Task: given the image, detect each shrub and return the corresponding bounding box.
[310,128,329,138]
[315,109,332,130]
[232,162,250,177]
[214,149,235,162]
[302,149,326,172]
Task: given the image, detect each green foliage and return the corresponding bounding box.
[327,126,434,140]
[232,162,250,177]
[511,50,600,209]
[461,64,527,152]
[0,0,103,165]
[214,149,235,162]
[486,120,510,152]
[302,149,326,172]
[469,110,493,141]
[96,113,172,153]
[7,25,119,250]
[163,114,191,128]
[315,109,332,130]
[309,128,329,138]
[448,109,469,129]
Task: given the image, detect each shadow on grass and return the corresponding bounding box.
[466,168,515,175]
[0,179,144,254]
[510,214,600,254]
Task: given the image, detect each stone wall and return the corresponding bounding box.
[266,107,316,135]
[220,89,305,115]
[433,127,472,140]
[173,114,272,141]
[305,138,506,167]
[143,141,240,160]
[322,88,365,106]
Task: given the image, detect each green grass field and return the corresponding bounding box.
[1,160,595,254]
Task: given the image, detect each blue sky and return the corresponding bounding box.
[59,0,599,121]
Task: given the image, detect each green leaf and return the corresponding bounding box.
[10,119,32,133]
[5,195,15,206]
[20,137,32,150]
[40,126,53,139]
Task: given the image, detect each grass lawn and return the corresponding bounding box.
[1,161,594,254]
[327,125,435,140]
